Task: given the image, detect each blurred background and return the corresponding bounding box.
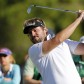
[0,0,84,64]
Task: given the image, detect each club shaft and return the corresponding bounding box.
[33,5,78,14]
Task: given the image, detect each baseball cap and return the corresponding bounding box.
[80,36,84,43]
[23,18,45,34]
[0,48,12,56]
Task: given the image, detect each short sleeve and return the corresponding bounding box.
[65,39,80,54]
[23,57,35,77]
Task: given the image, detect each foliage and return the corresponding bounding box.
[0,0,84,64]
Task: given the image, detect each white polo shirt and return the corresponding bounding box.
[29,39,82,84]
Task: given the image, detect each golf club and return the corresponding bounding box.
[27,5,78,14]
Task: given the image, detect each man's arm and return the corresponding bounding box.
[43,10,84,54]
[74,43,84,55]
[23,76,42,84]
[23,58,42,84]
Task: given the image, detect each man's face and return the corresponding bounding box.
[27,26,47,43]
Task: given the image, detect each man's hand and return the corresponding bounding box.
[77,10,84,20]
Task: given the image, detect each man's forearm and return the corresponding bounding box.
[24,79,42,84]
[43,10,84,54]
[55,14,83,43]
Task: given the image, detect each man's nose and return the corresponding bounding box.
[32,31,36,36]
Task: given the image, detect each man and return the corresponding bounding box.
[23,30,54,84]
[80,36,84,84]
[20,54,41,84]
[23,56,42,84]
[73,36,84,84]
[23,10,84,84]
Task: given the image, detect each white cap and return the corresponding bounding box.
[80,36,84,43]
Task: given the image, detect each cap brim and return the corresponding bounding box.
[0,53,7,56]
[23,26,37,34]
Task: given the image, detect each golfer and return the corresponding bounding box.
[23,10,84,84]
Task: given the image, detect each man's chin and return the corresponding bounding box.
[32,40,41,44]
[33,41,39,44]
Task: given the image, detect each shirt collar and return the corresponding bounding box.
[0,64,13,76]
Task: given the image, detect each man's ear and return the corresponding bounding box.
[43,27,48,35]
[44,27,48,32]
